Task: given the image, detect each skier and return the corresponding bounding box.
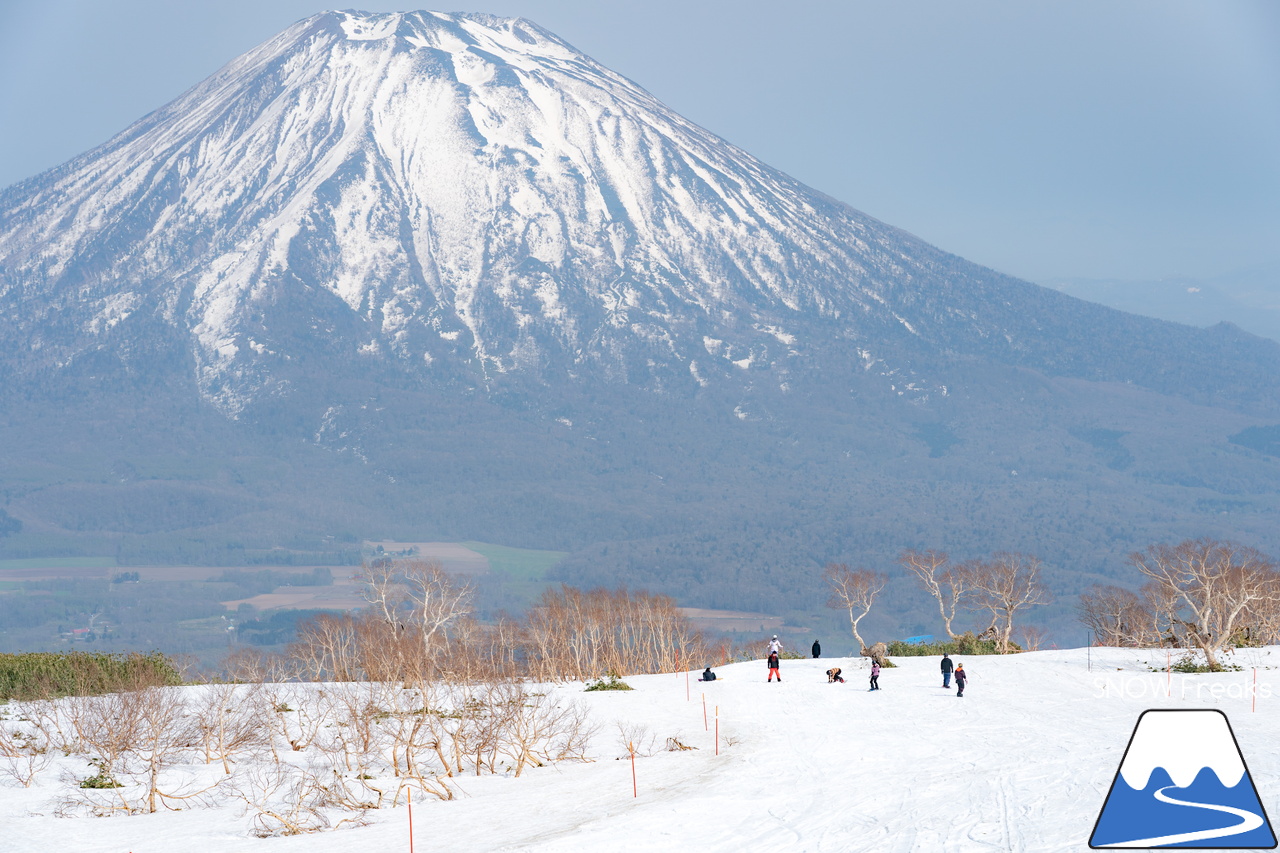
[812,639,821,658]
[826,667,844,683]
[767,650,781,682]
[941,653,954,688]
[869,660,881,690]
[699,667,717,682]
[768,635,783,655]
[955,663,967,697]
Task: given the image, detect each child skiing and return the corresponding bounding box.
[955,663,967,697]
[869,661,881,690]
[826,667,844,683]
[767,650,781,682]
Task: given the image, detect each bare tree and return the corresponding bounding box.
[1130,539,1280,670]
[290,613,362,681]
[1078,584,1156,647]
[359,558,404,625]
[965,552,1051,654]
[824,564,887,654]
[358,559,473,662]
[899,549,967,639]
[524,586,706,681]
[192,683,270,774]
[131,686,201,814]
[0,709,52,787]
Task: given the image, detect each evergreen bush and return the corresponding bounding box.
[885,632,1003,657]
[0,651,182,700]
[584,672,633,691]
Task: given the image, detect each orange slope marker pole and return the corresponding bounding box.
[408,786,415,853]
[686,667,690,702]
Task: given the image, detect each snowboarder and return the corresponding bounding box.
[767,650,781,682]
[768,635,783,655]
[812,639,821,658]
[826,667,844,683]
[955,663,967,697]
[699,667,717,682]
[941,653,954,688]
[869,661,881,690]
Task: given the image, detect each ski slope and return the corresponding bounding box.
[4,647,1278,852]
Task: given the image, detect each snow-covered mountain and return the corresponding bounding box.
[5,10,1280,631]
[5,9,1274,419]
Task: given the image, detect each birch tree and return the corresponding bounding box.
[1130,539,1280,670]
[899,549,967,639]
[965,552,1051,654]
[824,563,886,654]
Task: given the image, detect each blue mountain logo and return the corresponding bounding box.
[1090,709,1276,848]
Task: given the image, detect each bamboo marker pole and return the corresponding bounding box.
[686,667,690,701]
[715,706,719,755]
[630,741,637,797]
[408,786,415,853]
[702,692,708,730]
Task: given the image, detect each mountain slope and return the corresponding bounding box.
[4,10,1277,416]
[3,10,1280,639]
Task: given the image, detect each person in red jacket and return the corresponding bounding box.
[767,650,781,682]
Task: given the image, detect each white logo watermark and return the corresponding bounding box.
[1092,675,1273,702]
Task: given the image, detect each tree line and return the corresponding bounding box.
[823,538,1280,672]
[221,559,711,685]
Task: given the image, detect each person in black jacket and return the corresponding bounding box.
[699,667,716,682]
[767,650,781,682]
[941,654,954,688]
[812,640,821,658]
[955,663,967,697]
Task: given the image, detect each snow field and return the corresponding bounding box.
[3,647,1278,852]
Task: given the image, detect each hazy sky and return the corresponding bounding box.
[1,1,1277,285]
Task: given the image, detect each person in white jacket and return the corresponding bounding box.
[767,635,783,655]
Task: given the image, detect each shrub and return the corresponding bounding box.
[0,651,182,700]
[79,759,123,789]
[1153,652,1244,674]
[885,632,1002,657]
[584,673,633,692]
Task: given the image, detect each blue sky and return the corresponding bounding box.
[1,1,1276,287]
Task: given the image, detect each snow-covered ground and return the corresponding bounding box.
[5,647,1278,852]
